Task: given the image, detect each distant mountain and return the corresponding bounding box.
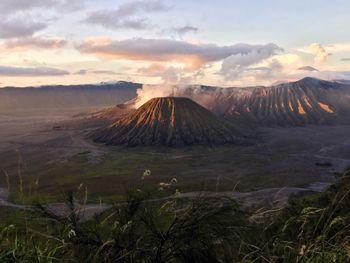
[93,97,250,147]
[0,81,141,112]
[121,78,350,127]
[204,77,350,126]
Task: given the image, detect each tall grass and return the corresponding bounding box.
[1,169,350,262]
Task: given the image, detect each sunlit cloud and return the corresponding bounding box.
[298,43,331,65]
[0,1,350,87]
[4,36,66,50]
[137,63,187,83]
[309,43,331,65]
[326,43,350,53]
[77,37,282,70]
[91,70,119,75]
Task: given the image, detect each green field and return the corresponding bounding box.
[1,141,335,204]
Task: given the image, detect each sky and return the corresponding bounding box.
[0,0,350,87]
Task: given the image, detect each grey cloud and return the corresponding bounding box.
[220,46,283,79]
[77,38,282,69]
[91,70,119,75]
[173,26,198,36]
[84,0,169,30]
[74,69,120,75]
[0,0,87,13]
[0,0,56,13]
[242,59,284,80]
[116,0,169,16]
[85,10,149,30]
[297,66,319,72]
[4,36,66,49]
[75,69,87,75]
[0,17,47,39]
[340,58,350,62]
[245,66,271,71]
[84,11,149,30]
[0,66,69,76]
[57,0,89,12]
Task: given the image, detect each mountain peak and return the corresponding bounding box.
[297,77,322,84]
[93,97,249,147]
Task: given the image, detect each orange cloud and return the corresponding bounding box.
[77,38,282,70]
[4,36,66,50]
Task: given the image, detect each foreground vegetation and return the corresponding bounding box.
[1,169,350,262]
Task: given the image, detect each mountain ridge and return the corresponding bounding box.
[0,81,141,111]
[128,78,350,127]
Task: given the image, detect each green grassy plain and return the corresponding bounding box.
[1,142,334,204]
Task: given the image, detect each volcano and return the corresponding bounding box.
[93,97,249,146]
[126,78,350,127]
[87,78,350,127]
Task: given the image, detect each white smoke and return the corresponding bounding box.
[135,84,175,108]
[134,84,255,109]
[309,43,331,65]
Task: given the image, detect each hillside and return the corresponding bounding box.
[93,97,249,146]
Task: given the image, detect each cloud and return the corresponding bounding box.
[75,69,87,75]
[77,38,282,69]
[57,0,89,12]
[172,26,198,37]
[297,66,319,72]
[85,12,148,30]
[0,66,69,76]
[84,0,170,30]
[309,43,331,64]
[74,69,121,75]
[0,0,88,13]
[340,58,350,62]
[0,17,47,39]
[326,43,350,53]
[138,63,184,83]
[0,0,56,13]
[220,47,283,80]
[308,43,331,65]
[115,0,169,16]
[4,36,66,49]
[91,70,119,75]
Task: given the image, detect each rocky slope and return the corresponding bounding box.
[130,78,350,126]
[205,78,350,126]
[93,97,249,146]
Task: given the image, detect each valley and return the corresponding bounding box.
[1,106,349,206]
